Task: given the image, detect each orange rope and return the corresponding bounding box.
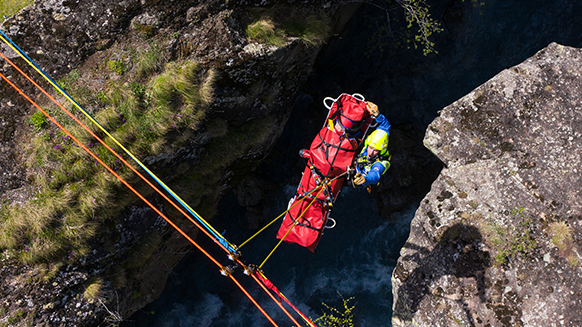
[0,71,279,327]
[0,50,311,326]
[251,273,303,327]
[0,50,232,254]
[229,275,279,327]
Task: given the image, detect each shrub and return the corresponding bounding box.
[28,111,48,131]
[312,295,356,327]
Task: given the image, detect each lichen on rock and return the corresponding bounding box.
[394,43,582,327]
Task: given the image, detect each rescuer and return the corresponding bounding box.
[352,101,391,187]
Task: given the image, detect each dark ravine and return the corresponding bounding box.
[126,1,582,326]
[2,0,582,326]
[0,0,358,325]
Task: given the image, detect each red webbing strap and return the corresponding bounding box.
[0,70,279,327]
[251,273,302,327]
[254,272,317,327]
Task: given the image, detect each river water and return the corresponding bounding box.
[124,185,414,327]
[124,0,582,326]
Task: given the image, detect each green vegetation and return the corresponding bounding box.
[365,0,486,56]
[134,43,163,78]
[27,111,48,131]
[364,0,443,56]
[311,295,356,327]
[549,221,573,251]
[395,0,443,55]
[4,309,26,325]
[0,38,215,264]
[548,221,579,267]
[246,19,287,47]
[245,7,330,46]
[107,60,127,75]
[0,0,33,23]
[483,208,538,266]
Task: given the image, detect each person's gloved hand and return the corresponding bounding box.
[367,101,379,118]
[353,173,366,186]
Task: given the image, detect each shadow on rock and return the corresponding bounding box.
[393,223,490,323]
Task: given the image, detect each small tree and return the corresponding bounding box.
[394,0,442,55]
[312,295,356,327]
[355,0,484,56]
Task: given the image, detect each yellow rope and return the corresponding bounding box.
[238,184,325,248]
[257,171,348,268]
[259,185,327,269]
[0,33,233,250]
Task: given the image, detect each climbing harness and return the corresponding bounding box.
[0,30,316,327]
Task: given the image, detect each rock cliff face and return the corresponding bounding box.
[392,43,582,327]
[0,0,354,325]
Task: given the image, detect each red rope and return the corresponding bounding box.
[0,70,279,327]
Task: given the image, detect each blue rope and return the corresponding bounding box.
[0,29,235,252]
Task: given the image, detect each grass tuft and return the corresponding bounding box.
[0,0,33,23]
[135,43,163,79]
[549,221,573,251]
[84,277,106,300]
[246,19,286,46]
[1,39,214,263]
[245,7,330,46]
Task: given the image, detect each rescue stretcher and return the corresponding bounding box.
[276,93,374,252]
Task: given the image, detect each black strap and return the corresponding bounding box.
[297,221,322,232]
[317,131,356,152]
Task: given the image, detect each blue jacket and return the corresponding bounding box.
[354,114,391,186]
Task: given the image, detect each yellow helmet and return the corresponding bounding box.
[365,129,389,155]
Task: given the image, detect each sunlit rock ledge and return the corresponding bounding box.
[392,43,582,327]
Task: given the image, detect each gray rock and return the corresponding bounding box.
[393,43,582,327]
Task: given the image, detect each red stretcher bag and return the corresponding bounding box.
[276,93,372,252]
